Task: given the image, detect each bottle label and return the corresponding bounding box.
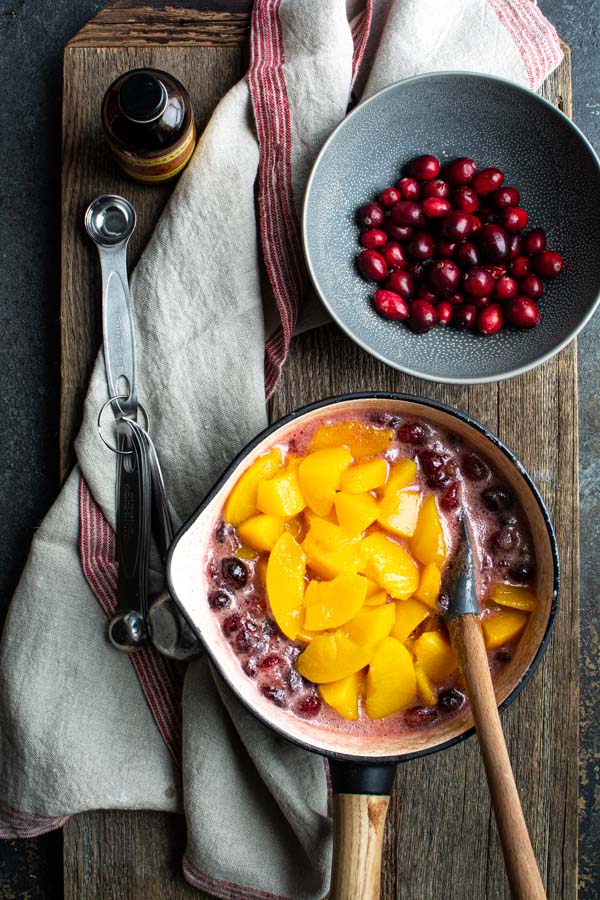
[110,121,196,183]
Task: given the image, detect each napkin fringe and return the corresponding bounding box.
[0,800,69,839]
[350,1,373,86]
[183,853,290,900]
[486,0,563,89]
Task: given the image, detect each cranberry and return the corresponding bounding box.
[477,206,498,224]
[215,521,233,542]
[447,291,465,306]
[209,589,232,610]
[504,296,541,328]
[452,304,477,329]
[441,210,473,241]
[357,249,388,281]
[358,202,384,228]
[397,177,420,201]
[408,261,426,281]
[408,299,437,333]
[378,186,401,208]
[510,255,531,279]
[436,238,457,259]
[381,241,408,270]
[222,614,242,636]
[499,512,518,527]
[417,286,438,304]
[409,154,441,180]
[236,626,257,653]
[436,300,453,325]
[522,227,546,255]
[478,223,510,264]
[533,249,563,278]
[404,706,439,727]
[262,684,287,707]
[422,197,451,219]
[462,266,495,297]
[372,289,410,321]
[509,234,522,260]
[419,449,446,480]
[483,264,507,280]
[298,694,322,717]
[452,186,479,213]
[384,221,413,242]
[490,526,520,552]
[492,187,520,209]
[258,653,283,669]
[443,157,477,186]
[391,200,426,228]
[472,167,504,196]
[222,557,248,588]
[494,275,518,301]
[500,206,529,233]
[438,688,466,712]
[477,303,504,335]
[519,274,544,301]
[462,453,489,481]
[468,214,482,235]
[243,658,258,677]
[360,228,387,250]
[454,241,480,268]
[407,231,435,260]
[481,486,514,511]
[509,560,536,582]
[429,259,461,296]
[397,421,428,444]
[385,269,415,300]
[471,295,491,310]
[422,179,450,199]
[440,481,460,510]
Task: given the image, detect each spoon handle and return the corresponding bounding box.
[447,614,546,900]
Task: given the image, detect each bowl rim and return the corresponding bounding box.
[302,70,600,385]
[167,391,560,764]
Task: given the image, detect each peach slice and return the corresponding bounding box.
[295,631,373,683]
[304,574,368,631]
[309,420,394,458]
[415,662,437,707]
[266,532,306,640]
[390,598,430,642]
[334,491,378,537]
[410,495,448,567]
[302,520,364,580]
[237,514,286,553]
[298,447,353,516]
[365,638,417,719]
[413,563,442,609]
[319,671,365,720]
[343,602,396,647]
[482,609,528,649]
[256,464,306,518]
[490,584,537,612]
[414,631,457,683]
[383,458,417,495]
[340,458,388,494]
[361,533,419,600]
[223,447,283,525]
[377,489,422,538]
[364,590,389,607]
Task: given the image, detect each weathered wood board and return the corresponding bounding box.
[61,3,577,897]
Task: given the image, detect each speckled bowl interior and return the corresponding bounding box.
[303,73,600,383]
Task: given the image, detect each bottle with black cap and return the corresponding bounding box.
[102,68,196,183]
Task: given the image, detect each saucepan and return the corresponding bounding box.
[167,392,559,898]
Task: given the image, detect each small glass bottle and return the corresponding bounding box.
[102,68,196,183]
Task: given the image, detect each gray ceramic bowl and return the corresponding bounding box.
[303,72,600,383]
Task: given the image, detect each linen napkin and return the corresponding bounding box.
[0,1,562,898]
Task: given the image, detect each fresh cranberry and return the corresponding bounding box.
[440,481,460,510]
[510,255,531,279]
[419,449,446,480]
[462,453,489,481]
[500,206,529,233]
[509,234,522,260]
[407,231,435,260]
[471,295,491,310]
[358,202,384,228]
[417,286,438,304]
[468,214,483,235]
[357,249,388,281]
[422,179,450,199]
[397,177,420,201]
[453,241,480,269]
[378,186,401,208]
[494,275,518,301]
[533,249,563,278]
[222,614,242,636]
[477,303,504,335]
[222,557,248,588]
[478,223,510,264]
[447,291,465,306]
[504,296,541,328]
[407,261,426,281]
[391,200,426,228]
[209,589,232,610]
[397,421,429,444]
[381,241,408,270]
[408,299,437,333]
[472,167,504,196]
[384,221,413,242]
[462,266,495,297]
[258,653,283,669]
[519,274,544,300]
[360,228,387,249]
[441,210,473,241]
[434,238,455,259]
[481,486,514,511]
[452,186,479,213]
[385,269,415,299]
[522,227,546,255]
[452,304,477,329]
[422,197,451,219]
[298,694,322,717]
[409,154,441,180]
[490,526,520,552]
[490,186,520,209]
[438,688,466,712]
[477,206,498,224]
[483,264,507,280]
[436,300,453,325]
[262,684,287,707]
[510,560,536,582]
[372,289,410,321]
[443,157,477,186]
[429,259,461,297]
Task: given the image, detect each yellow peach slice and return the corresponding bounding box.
[302,520,364,580]
[319,671,364,720]
[304,574,368,631]
[410,495,448,567]
[377,489,422,538]
[413,563,442,609]
[298,447,353,516]
[482,609,528,649]
[223,447,283,525]
[365,638,417,719]
[237,514,286,553]
[266,532,306,640]
[383,458,417,495]
[285,516,307,542]
[415,662,437,707]
[390,599,430,643]
[490,584,537,612]
[364,590,389,607]
[295,631,373,683]
[340,459,388,493]
[343,602,396,646]
[334,491,379,537]
[309,421,394,458]
[360,533,419,600]
[256,465,306,518]
[414,632,457,683]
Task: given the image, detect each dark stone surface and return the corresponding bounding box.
[0,0,597,896]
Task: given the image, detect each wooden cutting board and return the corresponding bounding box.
[61,3,578,897]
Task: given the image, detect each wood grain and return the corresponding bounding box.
[331,794,391,900]
[60,3,577,896]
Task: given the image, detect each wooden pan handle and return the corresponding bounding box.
[331,793,390,900]
[448,614,546,900]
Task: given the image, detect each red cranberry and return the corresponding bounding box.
[478,223,510,264]
[360,228,387,249]
[509,234,522,259]
[397,177,420,201]
[378,186,401,208]
[372,289,409,321]
[519,274,543,300]
[452,186,479,213]
[436,300,453,325]
[438,688,466,712]
[358,202,384,228]
[381,241,408,270]
[444,157,476,186]
[447,291,465,306]
[408,299,437,333]
[500,206,529,233]
[477,303,504,335]
[504,296,541,328]
[490,526,520,552]
[483,264,507,280]
[440,481,460,510]
[452,304,477,329]
[454,241,480,268]
[391,200,426,228]
[215,521,233,542]
[472,167,504,196]
[482,486,514,511]
[222,557,248,587]
[468,214,482,235]
[494,275,518,301]
[422,197,451,219]
[385,269,415,300]
[442,210,473,241]
[357,249,388,281]
[533,249,563,278]
[477,206,498,225]
[510,255,531,279]
[522,227,546,255]
[409,154,441,180]
[262,685,287,707]
[397,421,429,444]
[462,266,494,297]
[419,449,445,480]
[258,653,283,669]
[429,259,461,296]
[407,231,435,260]
[490,186,520,209]
[471,295,491,310]
[384,221,413,242]
[222,614,242,636]
[422,179,450,199]
[462,453,489,481]
[417,286,438,303]
[408,261,426,281]
[510,560,536,582]
[209,589,232,610]
[404,706,440,727]
[436,238,457,259]
[298,694,322,717]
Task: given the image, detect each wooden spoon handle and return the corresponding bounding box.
[331,793,390,900]
[448,614,546,900]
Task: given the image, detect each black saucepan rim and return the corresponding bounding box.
[167,392,560,765]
